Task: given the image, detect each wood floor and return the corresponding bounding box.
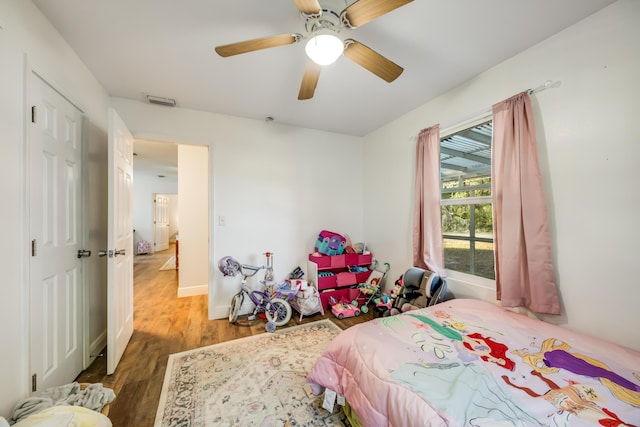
[76,245,372,427]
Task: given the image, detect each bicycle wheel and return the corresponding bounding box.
[265,321,277,333]
[265,297,292,327]
[229,293,242,323]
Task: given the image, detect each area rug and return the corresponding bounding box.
[154,319,347,427]
[159,255,176,271]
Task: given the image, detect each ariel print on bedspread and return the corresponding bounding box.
[393,311,638,426]
[306,299,640,427]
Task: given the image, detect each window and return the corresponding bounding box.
[440,119,494,280]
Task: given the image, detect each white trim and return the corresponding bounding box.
[441,195,492,206]
[441,111,493,138]
[177,284,209,298]
[21,53,31,400]
[446,269,496,290]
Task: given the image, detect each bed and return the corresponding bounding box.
[307,298,640,426]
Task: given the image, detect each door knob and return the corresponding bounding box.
[98,249,126,258]
[77,249,92,258]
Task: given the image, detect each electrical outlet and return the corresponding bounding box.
[218,216,226,226]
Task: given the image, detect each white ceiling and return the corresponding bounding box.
[133,139,178,181]
[33,0,615,137]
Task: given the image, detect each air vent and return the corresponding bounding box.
[145,95,176,107]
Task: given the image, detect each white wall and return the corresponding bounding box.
[109,98,366,319]
[0,1,110,417]
[364,0,640,350]
[132,172,178,251]
[177,145,209,296]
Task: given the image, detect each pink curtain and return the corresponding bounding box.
[413,125,445,275]
[492,93,560,315]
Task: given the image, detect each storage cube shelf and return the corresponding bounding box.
[308,253,373,269]
[307,253,373,309]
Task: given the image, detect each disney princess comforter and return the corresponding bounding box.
[306,299,640,426]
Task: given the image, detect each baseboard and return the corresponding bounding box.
[177,284,208,298]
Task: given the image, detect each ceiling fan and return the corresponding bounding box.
[214,0,413,100]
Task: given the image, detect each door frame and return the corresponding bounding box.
[130,137,211,299]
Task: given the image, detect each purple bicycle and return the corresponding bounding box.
[218,256,292,332]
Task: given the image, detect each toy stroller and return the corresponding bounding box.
[353,260,390,314]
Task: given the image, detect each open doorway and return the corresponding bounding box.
[132,139,209,298]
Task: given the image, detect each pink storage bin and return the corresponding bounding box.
[309,253,330,268]
[317,275,338,290]
[358,253,373,265]
[309,253,372,270]
[355,270,372,284]
[308,254,347,269]
[336,272,357,287]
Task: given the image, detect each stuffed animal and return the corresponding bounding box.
[379,276,410,316]
[375,278,403,309]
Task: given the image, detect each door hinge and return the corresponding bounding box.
[31,239,37,257]
[31,106,37,123]
[32,374,37,392]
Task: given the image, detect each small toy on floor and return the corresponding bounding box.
[328,296,361,320]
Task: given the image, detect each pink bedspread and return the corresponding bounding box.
[307,299,640,426]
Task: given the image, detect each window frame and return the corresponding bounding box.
[440,112,496,286]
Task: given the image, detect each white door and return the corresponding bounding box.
[106,108,134,375]
[29,73,84,392]
[154,194,170,252]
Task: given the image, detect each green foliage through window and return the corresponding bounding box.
[440,120,494,279]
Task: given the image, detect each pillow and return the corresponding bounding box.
[13,406,112,427]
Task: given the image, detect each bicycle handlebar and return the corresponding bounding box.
[240,264,265,278]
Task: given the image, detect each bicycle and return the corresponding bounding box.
[218,256,292,333]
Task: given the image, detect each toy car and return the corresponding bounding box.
[329,297,361,319]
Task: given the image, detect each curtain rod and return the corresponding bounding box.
[411,79,562,140]
[527,79,561,95]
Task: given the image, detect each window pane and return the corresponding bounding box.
[441,205,470,237]
[475,240,495,280]
[474,203,493,236]
[440,120,494,280]
[443,238,470,273]
[443,238,495,279]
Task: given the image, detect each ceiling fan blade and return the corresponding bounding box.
[292,0,322,15]
[215,34,300,57]
[343,39,403,82]
[298,60,321,100]
[342,0,413,28]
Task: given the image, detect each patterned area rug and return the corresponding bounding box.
[154,319,347,427]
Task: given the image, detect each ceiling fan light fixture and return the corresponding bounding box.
[305,33,344,65]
